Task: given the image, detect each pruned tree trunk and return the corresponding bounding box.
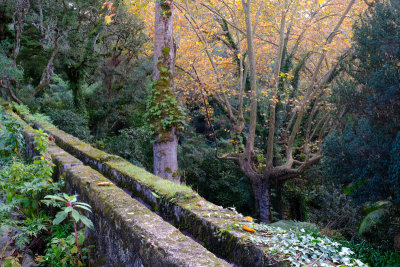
[151,0,181,183]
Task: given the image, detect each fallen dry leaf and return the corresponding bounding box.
[242,226,256,233]
[97,182,114,186]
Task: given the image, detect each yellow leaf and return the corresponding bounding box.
[105,15,112,25]
[244,216,253,222]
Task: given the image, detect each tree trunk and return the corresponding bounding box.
[151,0,181,183]
[251,177,261,212]
[272,180,284,219]
[0,80,23,104]
[0,0,9,41]
[259,179,271,223]
[33,35,61,96]
[242,0,257,155]
[12,0,30,68]
[153,128,180,183]
[72,83,85,114]
[68,69,86,115]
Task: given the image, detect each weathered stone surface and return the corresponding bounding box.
[13,108,287,266]
[21,253,37,267]
[12,110,231,267]
[64,165,231,267]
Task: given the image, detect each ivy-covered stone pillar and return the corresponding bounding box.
[146,0,184,183]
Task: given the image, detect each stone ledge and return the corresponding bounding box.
[66,164,230,267]
[13,107,287,267]
[14,112,231,267]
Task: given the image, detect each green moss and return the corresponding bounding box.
[74,143,108,161]
[106,160,195,200]
[0,99,9,107]
[100,154,122,163]
[162,47,170,56]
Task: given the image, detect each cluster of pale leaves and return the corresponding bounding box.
[246,223,367,266]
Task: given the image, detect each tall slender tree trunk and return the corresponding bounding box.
[152,0,181,183]
[12,0,30,68]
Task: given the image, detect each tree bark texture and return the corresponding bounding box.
[12,0,30,67]
[152,0,180,183]
[153,128,180,183]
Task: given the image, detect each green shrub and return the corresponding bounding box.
[47,109,91,141]
[0,108,25,164]
[0,110,93,266]
[178,136,254,215]
[103,126,153,170]
[341,240,400,267]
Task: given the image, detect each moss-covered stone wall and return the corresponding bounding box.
[10,105,288,267]
[4,106,230,267]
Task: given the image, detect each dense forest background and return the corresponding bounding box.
[0,0,399,265]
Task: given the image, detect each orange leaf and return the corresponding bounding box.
[242,226,256,233]
[97,182,113,186]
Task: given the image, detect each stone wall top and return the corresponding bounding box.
[9,103,288,267]
[5,105,231,267]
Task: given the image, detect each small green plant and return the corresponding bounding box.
[0,108,95,266]
[1,256,22,267]
[0,127,62,248]
[0,109,25,162]
[43,194,94,266]
[41,229,89,267]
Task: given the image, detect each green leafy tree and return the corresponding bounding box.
[324,0,400,248]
